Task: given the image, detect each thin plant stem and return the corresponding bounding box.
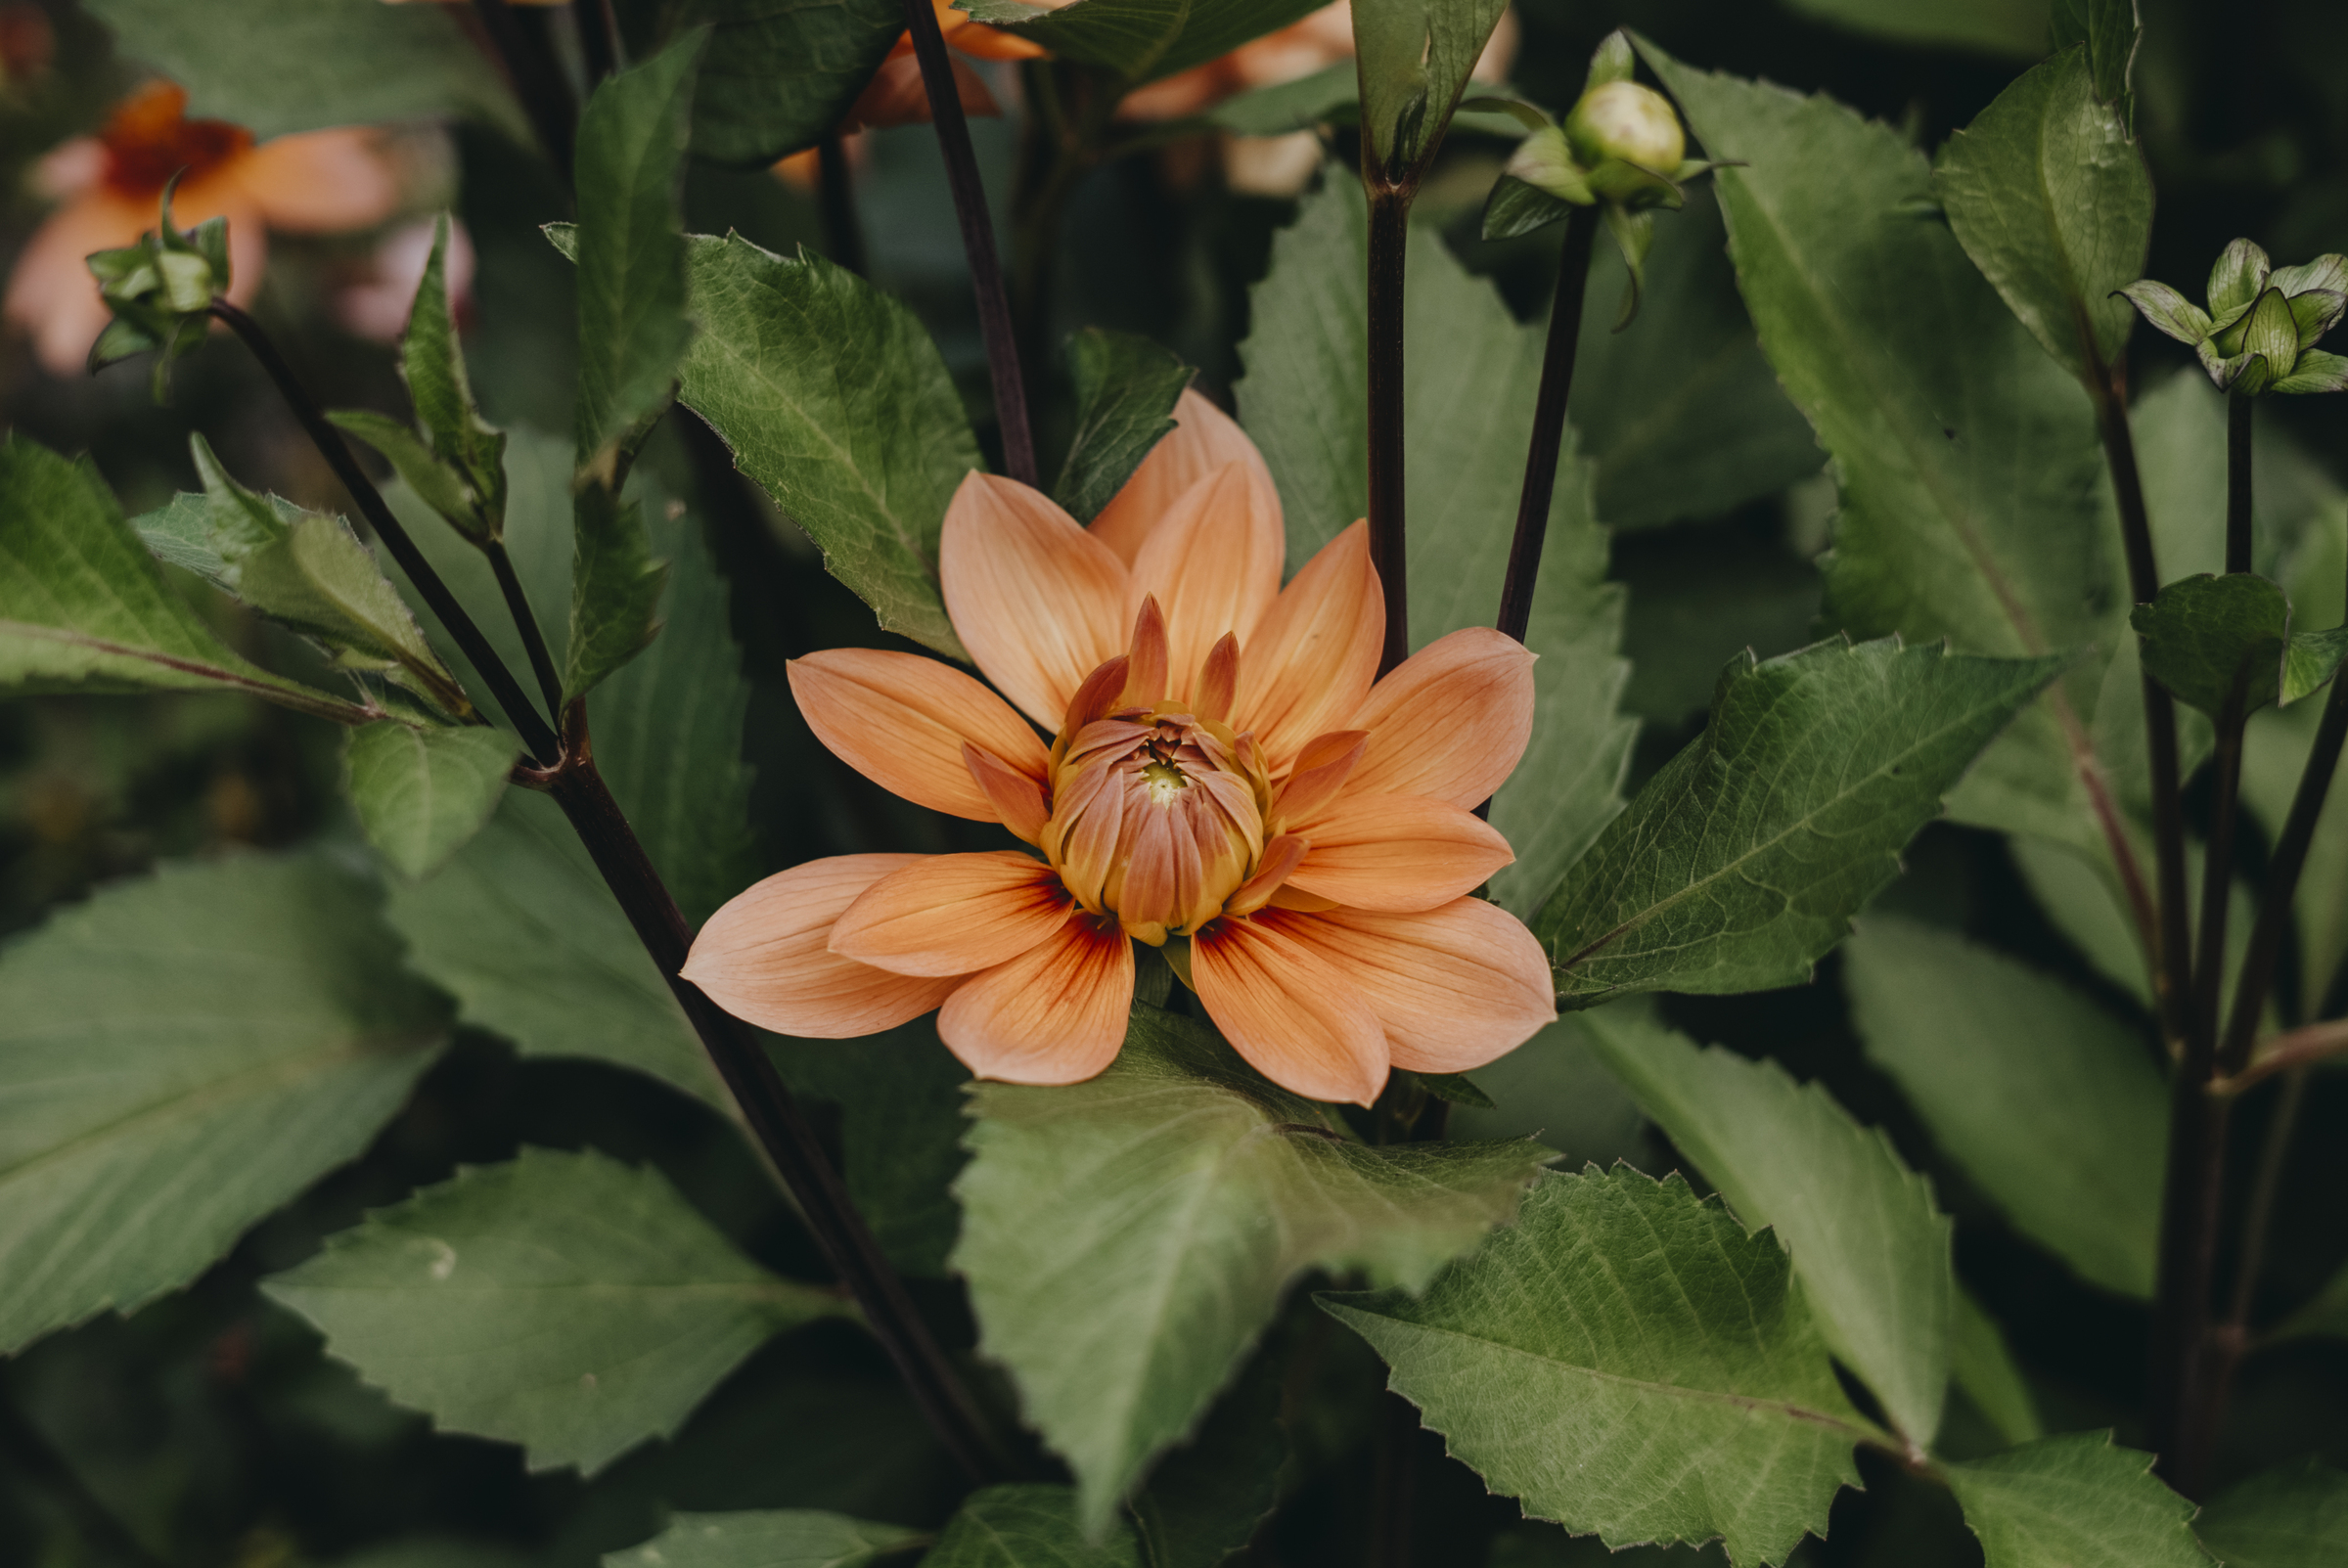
[473,0,577,184]
[899,0,1037,484]
[1494,205,1601,647]
[816,134,870,278]
[2089,361,2194,1053]
[1366,189,1411,677]
[575,0,619,84]
[2216,1017,2348,1094]
[218,301,1010,1487]
[485,538,566,721]
[2227,391,2253,574]
[2200,1067,2312,1458]
[208,300,562,763]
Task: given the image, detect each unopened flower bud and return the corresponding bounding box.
[1564,80,1685,202]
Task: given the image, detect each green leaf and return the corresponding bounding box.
[0,853,448,1353]
[957,0,1325,85]
[1935,46,2150,381]
[329,410,484,545]
[1211,61,1360,136]
[953,1004,1549,1535]
[80,0,523,141]
[398,213,508,541]
[1443,1010,1652,1172]
[343,721,520,881]
[2132,572,2291,715]
[2284,622,2348,700]
[1533,636,2064,1004]
[1348,0,1510,186]
[770,1025,971,1277]
[926,1486,1140,1568]
[191,435,472,717]
[1842,918,2165,1297]
[677,234,978,661]
[0,436,377,725]
[1943,1433,2213,1568]
[1775,0,2050,57]
[1581,1006,1952,1445]
[1412,1070,1495,1110]
[2050,0,2142,107]
[603,1511,926,1568]
[384,790,727,1109]
[1323,1167,1872,1566]
[2196,1461,2348,1568]
[1949,1286,2043,1450]
[264,1145,844,1476]
[671,0,898,167]
[1569,185,1823,530]
[1126,1335,1287,1568]
[575,32,702,477]
[1052,330,1196,523]
[565,482,670,702]
[1235,179,1635,916]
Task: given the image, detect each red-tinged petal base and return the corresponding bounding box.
[937,912,1136,1084]
[1193,916,1388,1105]
[684,856,960,1037]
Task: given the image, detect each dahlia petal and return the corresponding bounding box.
[1255,902,1557,1072]
[830,850,1072,976]
[1090,388,1274,564]
[937,914,1135,1084]
[1196,632,1240,723]
[964,742,1049,844]
[1128,460,1284,703]
[1224,833,1308,918]
[1238,520,1383,773]
[940,471,1132,729]
[1283,793,1514,913]
[1126,596,1170,708]
[1192,917,1388,1105]
[236,129,403,233]
[788,648,1048,821]
[1271,729,1367,828]
[683,855,959,1037]
[1347,627,1538,808]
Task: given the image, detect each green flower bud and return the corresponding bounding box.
[1563,81,1686,202]
[82,175,231,397]
[2120,238,2348,396]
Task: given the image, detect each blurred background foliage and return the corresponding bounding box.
[0,0,2343,1564]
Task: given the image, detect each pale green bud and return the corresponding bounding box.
[1563,81,1686,202]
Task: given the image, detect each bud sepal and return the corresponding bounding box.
[83,176,230,399]
[2119,238,2348,397]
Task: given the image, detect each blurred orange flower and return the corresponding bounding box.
[684,393,1557,1104]
[4,81,403,377]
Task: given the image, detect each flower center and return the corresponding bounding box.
[101,82,252,199]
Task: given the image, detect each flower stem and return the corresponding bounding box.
[1366,189,1411,677]
[899,0,1037,485]
[816,134,870,278]
[485,537,566,721]
[220,299,1010,1488]
[472,0,577,186]
[209,300,562,761]
[2215,1017,2348,1094]
[2227,390,2253,574]
[1494,205,1600,647]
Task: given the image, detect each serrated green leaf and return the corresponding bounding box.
[565,482,670,701]
[575,32,702,476]
[953,1005,1549,1535]
[1052,330,1195,523]
[2284,623,2347,702]
[343,721,520,881]
[602,1510,925,1568]
[329,409,485,542]
[80,0,522,141]
[1235,179,1634,916]
[1323,1167,1872,1567]
[1777,0,2048,57]
[1949,1287,2043,1450]
[671,0,899,167]
[2050,0,2142,106]
[676,234,977,660]
[1535,637,2064,1004]
[958,0,1324,85]
[2132,572,2290,715]
[2196,1461,2348,1568]
[1126,1335,1287,1568]
[1349,0,1511,185]
[0,436,377,724]
[1842,918,2165,1297]
[926,1486,1141,1568]
[1936,46,2149,381]
[388,213,508,542]
[264,1145,844,1476]
[1944,1432,2212,1568]
[0,853,448,1353]
[1581,1006,1952,1445]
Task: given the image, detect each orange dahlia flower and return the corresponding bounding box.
[4,81,402,377]
[684,394,1557,1104]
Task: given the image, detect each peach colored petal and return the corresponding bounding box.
[944,6,1049,61]
[940,471,1132,730]
[1347,627,1537,808]
[1224,833,1308,918]
[1061,653,1132,739]
[1090,388,1275,565]
[788,648,1047,822]
[937,913,1134,1084]
[1125,595,1170,708]
[1236,520,1383,772]
[1255,901,1556,1073]
[1196,632,1240,723]
[1283,793,1513,913]
[965,742,1049,843]
[1271,729,1366,828]
[1128,460,1285,704]
[684,855,959,1036]
[1193,916,1388,1104]
[235,129,402,233]
[830,850,1072,976]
